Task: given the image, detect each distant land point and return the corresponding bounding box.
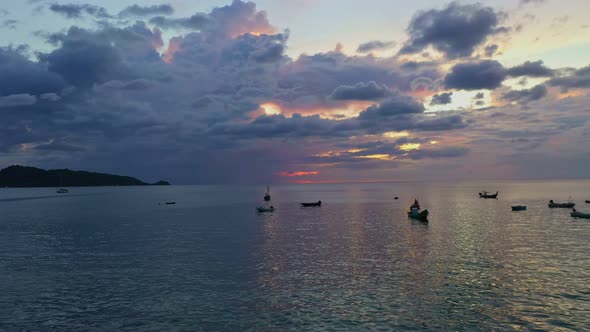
[0,165,170,188]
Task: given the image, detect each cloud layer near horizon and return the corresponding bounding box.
[0,0,589,183]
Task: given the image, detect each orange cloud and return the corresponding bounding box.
[278,171,319,177]
[163,37,182,64]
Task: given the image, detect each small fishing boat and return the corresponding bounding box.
[263,186,271,201]
[407,199,428,222]
[511,205,526,211]
[479,191,498,199]
[300,201,321,207]
[257,206,275,213]
[586,200,590,204]
[571,209,590,219]
[548,199,575,208]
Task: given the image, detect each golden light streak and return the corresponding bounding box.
[355,154,393,160]
[399,143,421,151]
[383,131,410,138]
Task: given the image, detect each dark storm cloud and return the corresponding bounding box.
[547,65,590,91]
[444,60,507,90]
[399,2,507,58]
[356,40,396,53]
[49,3,112,19]
[0,47,66,96]
[329,81,391,101]
[430,92,453,105]
[358,94,424,119]
[502,84,548,103]
[40,37,126,87]
[118,4,174,18]
[506,60,554,77]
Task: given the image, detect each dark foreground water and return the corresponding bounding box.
[1,181,589,331]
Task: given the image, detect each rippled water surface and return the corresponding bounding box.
[1,181,589,331]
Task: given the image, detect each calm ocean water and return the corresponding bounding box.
[1,181,589,331]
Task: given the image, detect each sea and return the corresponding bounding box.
[0,180,589,331]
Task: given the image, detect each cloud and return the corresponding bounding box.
[547,65,590,91]
[399,2,507,58]
[0,47,66,96]
[1,19,18,30]
[150,0,276,38]
[484,44,498,57]
[506,60,554,77]
[329,81,391,101]
[0,94,37,108]
[520,0,545,5]
[356,40,396,53]
[149,14,209,30]
[502,84,548,103]
[430,92,453,105]
[118,4,174,18]
[49,3,112,19]
[358,94,425,120]
[444,60,506,90]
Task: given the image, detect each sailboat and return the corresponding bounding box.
[56,175,69,194]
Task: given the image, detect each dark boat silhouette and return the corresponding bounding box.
[408,199,428,222]
[548,199,575,208]
[263,186,271,201]
[300,201,321,207]
[479,191,498,199]
[511,205,526,211]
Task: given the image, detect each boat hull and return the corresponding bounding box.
[301,201,321,207]
[512,206,526,211]
[548,203,575,208]
[408,209,429,222]
[257,206,275,213]
[571,212,590,219]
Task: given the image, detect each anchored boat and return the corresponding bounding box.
[479,191,498,199]
[511,205,526,211]
[300,201,321,207]
[548,199,575,208]
[407,199,429,222]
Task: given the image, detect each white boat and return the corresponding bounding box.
[56,175,69,194]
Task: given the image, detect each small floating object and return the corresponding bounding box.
[257,206,275,213]
[571,210,590,219]
[394,197,399,200]
[159,202,176,205]
[300,201,321,207]
[585,200,590,204]
[479,191,498,199]
[548,199,575,208]
[511,205,526,211]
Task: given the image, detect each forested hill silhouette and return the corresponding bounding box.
[0,165,170,188]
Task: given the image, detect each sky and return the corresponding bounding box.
[0,0,589,184]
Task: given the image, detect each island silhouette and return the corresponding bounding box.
[0,165,170,188]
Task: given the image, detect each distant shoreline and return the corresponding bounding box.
[0,165,170,188]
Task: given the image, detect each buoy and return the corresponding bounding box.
[394,197,399,200]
